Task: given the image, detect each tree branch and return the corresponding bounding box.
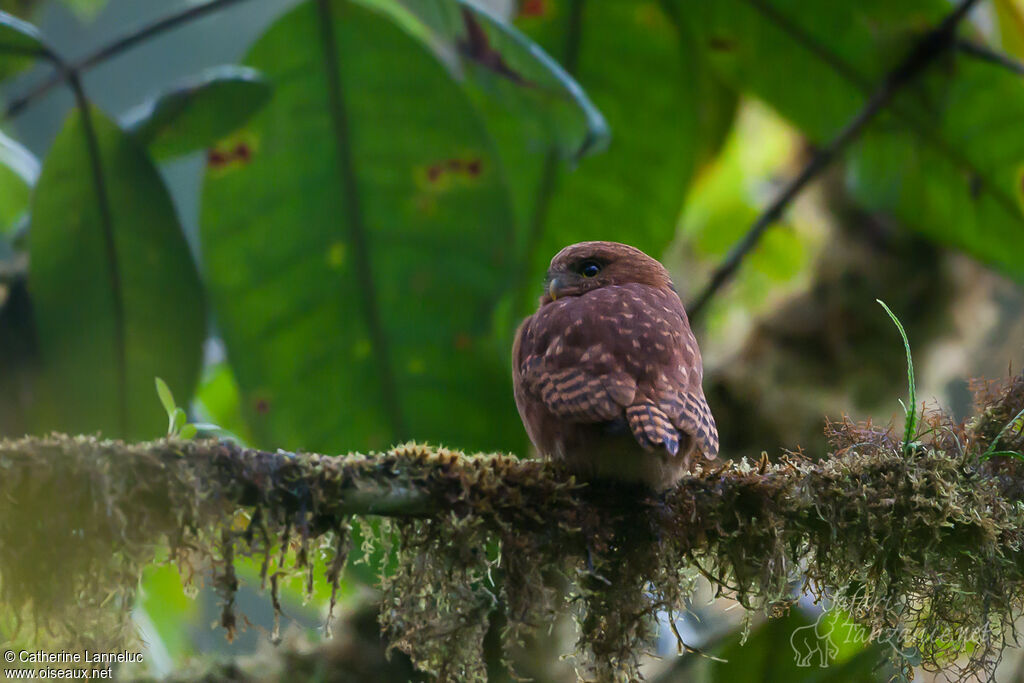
[686,0,981,321]
[2,370,1023,680]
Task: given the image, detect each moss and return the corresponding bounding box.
[2,375,1024,681]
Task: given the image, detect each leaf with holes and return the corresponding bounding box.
[28,107,205,439]
[125,65,272,159]
[200,0,519,454]
[677,0,1024,280]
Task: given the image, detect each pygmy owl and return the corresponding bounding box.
[512,241,718,490]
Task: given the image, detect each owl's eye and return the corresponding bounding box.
[579,260,601,278]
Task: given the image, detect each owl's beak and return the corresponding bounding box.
[548,277,563,301]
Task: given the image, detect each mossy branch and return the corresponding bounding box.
[2,374,1024,681]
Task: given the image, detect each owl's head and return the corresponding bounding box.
[542,241,674,303]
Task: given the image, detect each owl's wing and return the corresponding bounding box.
[519,356,637,423]
[514,311,637,423]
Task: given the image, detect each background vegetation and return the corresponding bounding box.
[1,0,1023,680]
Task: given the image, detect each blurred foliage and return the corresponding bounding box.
[679,0,1024,281]
[0,0,1023,679]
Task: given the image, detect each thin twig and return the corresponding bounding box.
[3,0,251,119]
[686,0,981,321]
[956,38,1024,76]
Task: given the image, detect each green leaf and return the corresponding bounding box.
[194,361,253,444]
[386,0,609,160]
[171,407,187,434]
[877,299,917,452]
[136,563,197,665]
[0,11,48,80]
[155,376,176,418]
[504,0,737,310]
[983,406,1024,459]
[707,609,886,681]
[0,130,37,235]
[0,12,46,54]
[178,423,197,440]
[200,0,518,453]
[678,0,1024,280]
[125,66,273,159]
[984,450,1024,461]
[28,107,205,440]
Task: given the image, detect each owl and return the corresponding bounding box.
[512,241,718,490]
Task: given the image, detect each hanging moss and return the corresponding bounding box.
[1,374,1023,681]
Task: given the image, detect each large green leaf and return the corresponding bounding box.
[388,0,609,160]
[678,0,1024,280]
[504,0,736,311]
[200,0,519,454]
[28,107,205,439]
[125,66,273,160]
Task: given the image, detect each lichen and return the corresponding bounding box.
[1,373,1024,681]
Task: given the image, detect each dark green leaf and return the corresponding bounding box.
[200,0,518,453]
[678,0,1024,280]
[0,12,48,80]
[125,66,273,159]
[28,107,205,439]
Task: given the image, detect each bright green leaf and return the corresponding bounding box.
[155,376,176,418]
[178,423,197,440]
[29,107,206,440]
[171,407,186,434]
[200,0,519,454]
[125,66,273,159]
[877,298,917,452]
